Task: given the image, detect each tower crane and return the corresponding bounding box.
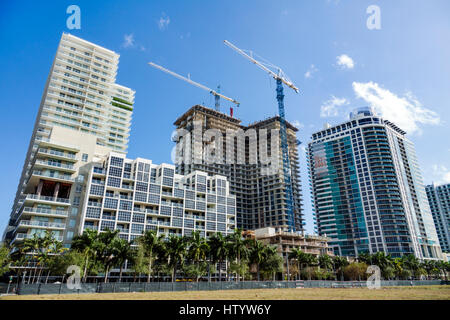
[224,40,299,232]
[148,62,240,113]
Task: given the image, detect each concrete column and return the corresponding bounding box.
[53,182,60,198]
[36,180,43,196]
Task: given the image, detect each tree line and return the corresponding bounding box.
[1,229,449,284]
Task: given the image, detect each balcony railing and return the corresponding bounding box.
[87,201,102,207]
[32,170,75,182]
[14,233,64,242]
[18,220,66,229]
[21,207,68,216]
[93,167,106,174]
[25,194,70,204]
[37,148,76,160]
[35,159,74,170]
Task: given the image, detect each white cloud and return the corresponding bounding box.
[336,54,355,69]
[122,34,134,48]
[320,96,349,117]
[304,64,318,79]
[431,165,450,184]
[158,14,170,30]
[352,81,440,134]
[291,120,304,129]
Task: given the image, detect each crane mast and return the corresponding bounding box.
[224,40,299,232]
[148,62,240,112]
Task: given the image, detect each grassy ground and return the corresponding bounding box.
[1,285,449,300]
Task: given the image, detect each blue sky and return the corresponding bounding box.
[1,0,449,235]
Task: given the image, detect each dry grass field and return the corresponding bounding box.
[1,285,449,300]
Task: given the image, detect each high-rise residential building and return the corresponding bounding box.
[173,105,303,233]
[426,183,450,252]
[3,33,135,244]
[307,107,442,260]
[77,152,237,244]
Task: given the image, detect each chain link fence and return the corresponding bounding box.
[6,279,448,296]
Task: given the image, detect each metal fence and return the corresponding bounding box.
[6,279,448,296]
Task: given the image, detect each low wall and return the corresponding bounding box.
[7,280,448,296]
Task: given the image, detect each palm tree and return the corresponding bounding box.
[261,245,280,281]
[401,254,421,279]
[71,229,100,282]
[35,231,56,283]
[318,254,333,272]
[332,256,349,281]
[303,253,318,280]
[137,230,164,282]
[113,238,133,282]
[392,257,404,280]
[165,234,187,282]
[437,260,449,281]
[357,252,372,265]
[187,231,209,282]
[249,239,266,281]
[372,252,393,275]
[288,249,315,280]
[0,243,10,277]
[9,243,30,285]
[208,233,228,282]
[226,229,248,282]
[288,248,304,280]
[95,229,120,283]
[44,238,66,284]
[22,233,42,283]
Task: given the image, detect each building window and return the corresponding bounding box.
[86,207,101,219]
[131,223,144,234]
[134,192,147,202]
[118,211,131,222]
[90,185,104,196]
[82,153,88,162]
[132,213,145,223]
[119,200,132,211]
[149,184,160,194]
[110,156,124,167]
[109,167,122,177]
[104,198,118,209]
[69,219,76,228]
[107,177,121,188]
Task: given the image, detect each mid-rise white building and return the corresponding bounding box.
[4,33,135,244]
[77,152,237,242]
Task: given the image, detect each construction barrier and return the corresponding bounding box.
[8,279,448,296]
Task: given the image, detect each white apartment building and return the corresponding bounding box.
[78,152,237,242]
[4,33,134,244]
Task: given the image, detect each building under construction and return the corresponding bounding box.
[174,105,304,232]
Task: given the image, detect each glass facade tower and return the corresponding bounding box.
[307,107,443,260]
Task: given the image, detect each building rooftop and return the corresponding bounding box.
[174,105,242,126]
